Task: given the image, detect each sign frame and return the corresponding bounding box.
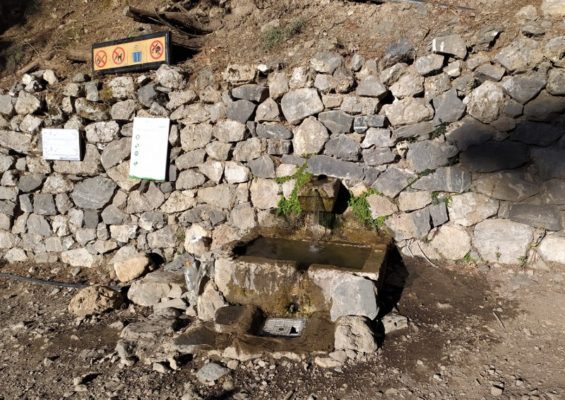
[41,129,82,161]
[92,31,171,75]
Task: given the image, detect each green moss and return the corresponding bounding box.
[431,123,448,139]
[348,188,387,230]
[276,164,313,217]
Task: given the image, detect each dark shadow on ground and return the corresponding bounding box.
[0,0,39,74]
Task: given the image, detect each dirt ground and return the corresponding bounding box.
[0,0,542,87]
[1,258,564,400]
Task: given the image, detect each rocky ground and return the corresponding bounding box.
[1,259,564,399]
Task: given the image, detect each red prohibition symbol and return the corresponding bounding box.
[150,40,164,60]
[112,47,126,65]
[94,50,107,68]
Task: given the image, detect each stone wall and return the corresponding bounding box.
[1,11,565,273]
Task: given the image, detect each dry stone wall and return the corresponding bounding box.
[1,9,565,272]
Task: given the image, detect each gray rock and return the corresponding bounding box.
[412,166,471,193]
[181,123,213,151]
[224,162,250,183]
[415,54,444,76]
[380,63,408,86]
[545,179,565,204]
[233,138,263,162]
[547,68,565,95]
[137,84,157,108]
[473,171,540,201]
[511,121,563,146]
[494,38,543,72]
[232,84,268,103]
[101,138,131,170]
[18,174,45,192]
[538,233,565,265]
[381,38,415,69]
[198,160,224,183]
[382,97,434,126]
[256,123,292,140]
[362,148,396,166]
[429,202,449,227]
[545,36,565,68]
[531,147,565,179]
[281,88,324,125]
[448,193,499,226]
[330,277,378,321]
[128,269,184,306]
[155,65,185,89]
[27,214,52,236]
[473,219,533,264]
[20,115,42,133]
[385,208,431,240]
[197,281,228,321]
[226,100,256,123]
[509,204,562,231]
[501,74,546,104]
[390,73,424,99]
[107,77,135,99]
[353,115,386,133]
[167,89,197,110]
[0,95,14,116]
[175,149,206,170]
[177,170,207,189]
[393,121,435,141]
[433,89,466,123]
[110,100,136,120]
[198,184,236,209]
[311,52,343,74]
[334,316,377,353]
[541,0,565,17]
[467,81,505,123]
[406,141,458,173]
[147,226,176,248]
[474,63,506,82]
[292,117,329,156]
[356,76,387,98]
[255,98,280,122]
[268,72,289,99]
[398,191,432,212]
[460,141,529,172]
[75,98,109,121]
[250,179,279,210]
[0,130,32,154]
[372,167,416,198]
[340,96,378,115]
[318,110,354,135]
[430,224,471,260]
[307,156,365,181]
[33,194,57,216]
[367,194,398,217]
[214,120,247,142]
[85,121,120,143]
[71,177,116,209]
[248,155,275,178]
[324,135,360,161]
[15,92,41,115]
[84,81,99,102]
[432,34,467,59]
[523,91,565,121]
[196,362,230,386]
[101,205,127,225]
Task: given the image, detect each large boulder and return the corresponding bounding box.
[334,316,377,353]
[473,219,534,264]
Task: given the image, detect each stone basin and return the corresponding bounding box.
[214,236,389,321]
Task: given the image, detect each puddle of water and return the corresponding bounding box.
[235,236,372,270]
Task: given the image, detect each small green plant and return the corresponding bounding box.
[518,256,528,268]
[276,164,313,217]
[348,188,387,230]
[496,251,502,261]
[262,18,305,51]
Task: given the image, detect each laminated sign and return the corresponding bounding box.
[41,129,81,161]
[92,32,170,75]
[129,117,170,181]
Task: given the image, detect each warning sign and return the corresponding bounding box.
[92,32,170,74]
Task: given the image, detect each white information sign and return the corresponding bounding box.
[129,117,170,181]
[41,129,81,161]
